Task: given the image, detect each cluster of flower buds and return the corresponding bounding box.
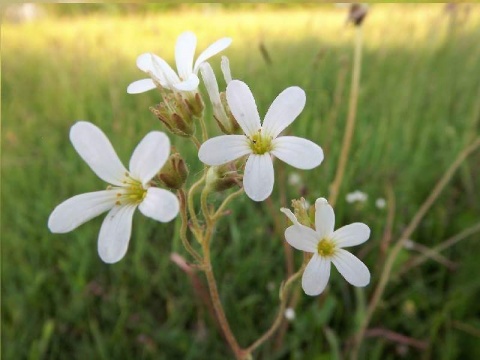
[127,31,232,138]
[150,91,200,137]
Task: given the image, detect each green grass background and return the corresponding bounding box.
[2,3,480,359]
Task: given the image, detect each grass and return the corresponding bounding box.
[2,4,480,359]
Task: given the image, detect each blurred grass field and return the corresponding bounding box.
[2,3,480,359]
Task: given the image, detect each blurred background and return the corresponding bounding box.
[2,3,480,359]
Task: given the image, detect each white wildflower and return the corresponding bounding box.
[127,31,232,94]
[199,80,324,202]
[346,190,368,204]
[281,198,371,296]
[48,122,179,264]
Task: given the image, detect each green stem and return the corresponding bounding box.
[213,188,244,220]
[187,173,206,237]
[177,189,203,263]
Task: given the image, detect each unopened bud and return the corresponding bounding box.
[348,3,368,26]
[150,93,195,137]
[291,197,313,227]
[184,92,204,118]
[157,151,189,189]
[205,163,242,193]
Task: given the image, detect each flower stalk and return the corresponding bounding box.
[329,25,363,207]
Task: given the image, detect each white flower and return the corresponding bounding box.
[198,80,324,202]
[284,307,296,321]
[346,190,368,204]
[375,197,386,209]
[127,31,232,94]
[281,198,370,296]
[48,121,180,264]
[288,172,302,187]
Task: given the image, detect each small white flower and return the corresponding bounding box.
[288,172,302,187]
[48,121,180,264]
[346,190,368,204]
[199,80,324,202]
[281,198,371,296]
[127,31,232,94]
[284,307,296,321]
[375,197,386,209]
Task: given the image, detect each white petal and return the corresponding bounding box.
[279,208,298,224]
[332,223,370,248]
[172,73,200,92]
[139,188,179,222]
[284,224,318,253]
[226,80,261,137]
[302,254,331,296]
[271,136,324,170]
[127,79,156,94]
[175,31,196,80]
[129,131,170,186]
[331,249,370,287]
[136,53,154,72]
[200,62,221,104]
[98,204,137,264]
[48,190,116,233]
[243,154,274,202]
[262,86,306,138]
[151,54,181,88]
[221,56,232,84]
[193,37,232,73]
[198,135,251,166]
[314,198,335,239]
[70,121,128,186]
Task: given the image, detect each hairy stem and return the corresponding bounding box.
[245,262,306,355]
[213,188,244,220]
[202,240,245,359]
[177,189,203,263]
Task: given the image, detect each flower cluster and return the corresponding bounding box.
[49,30,370,298]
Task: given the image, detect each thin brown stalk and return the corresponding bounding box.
[350,137,480,359]
[329,26,363,207]
[202,242,245,359]
[245,264,306,355]
[364,328,428,350]
[397,222,480,276]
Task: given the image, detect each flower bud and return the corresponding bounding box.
[347,3,368,26]
[291,197,313,227]
[205,163,242,193]
[150,93,195,137]
[184,92,204,118]
[157,151,189,189]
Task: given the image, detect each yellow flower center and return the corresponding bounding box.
[112,173,147,206]
[249,130,273,155]
[317,238,336,257]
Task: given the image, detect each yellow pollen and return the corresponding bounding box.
[249,130,272,155]
[317,238,336,257]
[111,177,147,205]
